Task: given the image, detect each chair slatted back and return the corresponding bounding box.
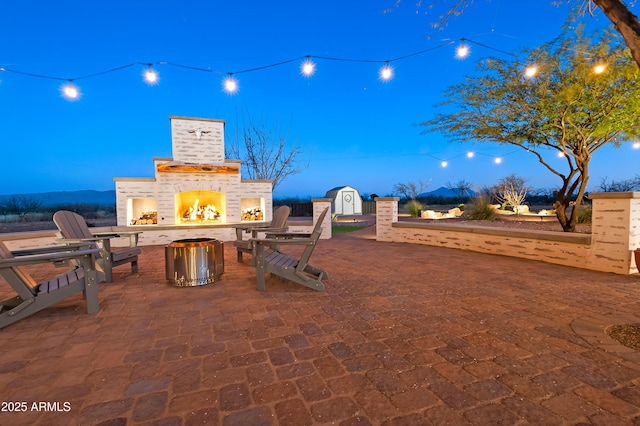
[270,206,291,228]
[53,210,94,240]
[296,207,328,273]
[0,241,38,298]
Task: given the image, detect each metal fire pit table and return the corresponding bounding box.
[165,238,224,286]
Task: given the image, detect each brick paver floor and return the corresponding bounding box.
[1,226,640,425]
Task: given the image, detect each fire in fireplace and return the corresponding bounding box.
[176,190,224,224]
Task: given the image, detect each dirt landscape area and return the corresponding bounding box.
[0,214,591,234]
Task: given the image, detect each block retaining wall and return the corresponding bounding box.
[376,192,640,275]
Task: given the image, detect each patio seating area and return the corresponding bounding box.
[1,226,640,424]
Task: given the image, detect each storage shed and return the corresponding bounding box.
[325,185,363,215]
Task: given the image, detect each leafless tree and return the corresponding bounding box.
[385,0,640,69]
[492,175,529,209]
[393,180,430,200]
[226,112,308,191]
[446,179,474,201]
[598,175,640,191]
[0,195,42,221]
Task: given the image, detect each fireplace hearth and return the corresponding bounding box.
[114,116,273,227]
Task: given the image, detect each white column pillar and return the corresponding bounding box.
[589,191,640,274]
[312,198,332,239]
[375,197,399,242]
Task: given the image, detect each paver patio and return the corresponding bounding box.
[1,226,640,425]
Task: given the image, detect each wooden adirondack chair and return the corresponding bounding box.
[53,210,142,282]
[234,205,291,263]
[252,207,329,291]
[0,241,101,329]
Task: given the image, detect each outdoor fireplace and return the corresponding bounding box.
[114,116,273,228]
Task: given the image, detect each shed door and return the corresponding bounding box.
[342,191,355,215]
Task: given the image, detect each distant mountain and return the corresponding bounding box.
[0,190,116,207]
[419,186,476,198]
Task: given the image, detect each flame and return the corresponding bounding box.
[183,198,221,222]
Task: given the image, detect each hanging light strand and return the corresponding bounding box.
[0,37,505,86]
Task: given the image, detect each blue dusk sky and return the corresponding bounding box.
[1,1,637,199]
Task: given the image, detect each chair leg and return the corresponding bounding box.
[131,259,139,274]
[102,260,113,283]
[237,250,243,263]
[255,245,266,291]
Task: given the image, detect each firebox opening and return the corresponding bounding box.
[241,197,266,221]
[175,190,225,224]
[129,198,158,225]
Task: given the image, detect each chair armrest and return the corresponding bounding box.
[252,237,315,247]
[250,227,288,237]
[93,231,141,247]
[11,243,97,257]
[57,236,112,243]
[0,247,101,268]
[264,232,311,239]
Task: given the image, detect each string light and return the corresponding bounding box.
[593,63,607,74]
[466,151,475,158]
[61,80,80,100]
[301,57,315,77]
[525,65,538,78]
[223,73,238,94]
[441,160,448,167]
[143,65,159,85]
[379,62,393,81]
[494,157,503,164]
[456,42,470,59]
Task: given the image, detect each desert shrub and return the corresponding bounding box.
[467,197,497,220]
[578,207,592,224]
[406,200,423,218]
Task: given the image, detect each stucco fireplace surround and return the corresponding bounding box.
[113,116,274,244]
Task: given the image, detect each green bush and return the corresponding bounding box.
[467,197,497,220]
[406,200,423,218]
[577,207,592,224]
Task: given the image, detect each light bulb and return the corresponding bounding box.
[301,58,315,77]
[525,66,538,78]
[62,82,80,100]
[223,75,238,94]
[144,67,159,85]
[441,161,448,168]
[494,157,502,164]
[379,63,393,81]
[466,151,474,158]
[456,44,469,59]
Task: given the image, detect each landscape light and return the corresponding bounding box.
[223,74,238,94]
[301,57,315,77]
[61,81,80,100]
[143,66,159,85]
